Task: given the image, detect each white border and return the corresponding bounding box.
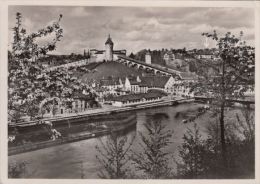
[0,1,259,184]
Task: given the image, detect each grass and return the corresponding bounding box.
[79,61,144,82]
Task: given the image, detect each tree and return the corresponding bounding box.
[95,133,135,179]
[8,12,63,120]
[175,123,209,178]
[8,12,89,121]
[131,121,173,179]
[194,30,254,167]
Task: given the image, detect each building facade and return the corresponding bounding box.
[145,51,152,64]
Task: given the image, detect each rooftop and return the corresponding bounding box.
[179,72,198,80]
[140,76,172,88]
[105,34,114,45]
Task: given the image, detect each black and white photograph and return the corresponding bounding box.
[0,0,259,182]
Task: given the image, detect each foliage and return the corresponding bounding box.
[175,123,209,178]
[95,133,135,179]
[193,30,255,166]
[131,121,173,179]
[8,12,89,121]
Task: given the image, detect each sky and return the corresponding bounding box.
[8,6,255,55]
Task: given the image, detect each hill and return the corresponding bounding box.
[79,61,144,83]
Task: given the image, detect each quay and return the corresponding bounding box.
[11,97,194,128]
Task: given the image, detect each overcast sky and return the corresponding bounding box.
[8,6,255,55]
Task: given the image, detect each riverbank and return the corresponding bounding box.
[9,114,137,155]
[11,97,194,128]
[8,97,194,155]
[8,103,209,179]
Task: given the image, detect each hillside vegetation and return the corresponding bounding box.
[80,61,144,82]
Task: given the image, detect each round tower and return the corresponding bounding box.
[105,34,114,61]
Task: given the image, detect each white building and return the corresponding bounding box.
[109,92,165,107]
[145,51,152,64]
[123,75,175,94]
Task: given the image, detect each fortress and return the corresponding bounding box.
[89,35,126,62]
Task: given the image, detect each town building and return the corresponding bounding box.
[40,92,99,117]
[99,77,124,91]
[123,75,175,94]
[124,76,148,94]
[140,76,175,93]
[164,72,198,97]
[108,91,166,107]
[145,51,152,64]
[195,49,214,60]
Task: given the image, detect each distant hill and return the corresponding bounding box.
[80,61,144,83]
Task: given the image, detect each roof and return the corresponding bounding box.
[129,79,140,85]
[105,35,114,45]
[108,91,166,102]
[164,51,174,56]
[146,51,151,55]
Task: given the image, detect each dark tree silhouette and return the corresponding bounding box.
[131,121,173,179]
[175,123,208,178]
[95,133,135,179]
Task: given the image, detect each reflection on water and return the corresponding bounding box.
[9,103,206,179]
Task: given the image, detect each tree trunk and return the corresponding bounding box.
[219,102,227,169]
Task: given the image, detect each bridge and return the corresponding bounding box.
[116,55,183,78]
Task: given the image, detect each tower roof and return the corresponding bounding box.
[105,34,114,45]
[146,50,151,55]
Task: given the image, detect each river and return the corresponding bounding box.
[9,103,211,178]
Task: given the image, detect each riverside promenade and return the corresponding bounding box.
[12,96,195,128]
